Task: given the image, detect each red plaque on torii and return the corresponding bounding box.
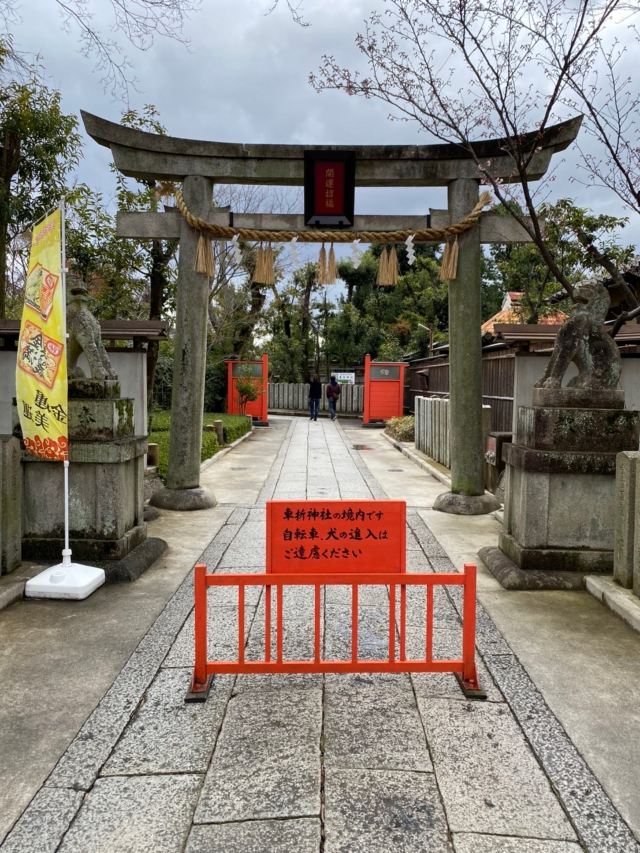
[304,150,355,228]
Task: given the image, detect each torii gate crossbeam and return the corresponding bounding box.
[82,111,581,514]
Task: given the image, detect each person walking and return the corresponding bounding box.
[326,375,341,421]
[309,374,322,421]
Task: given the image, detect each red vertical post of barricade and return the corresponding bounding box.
[186,563,214,702]
[458,563,486,699]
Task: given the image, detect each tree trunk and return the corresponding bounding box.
[0,131,21,319]
[300,269,314,382]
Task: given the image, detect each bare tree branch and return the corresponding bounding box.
[311,0,639,306]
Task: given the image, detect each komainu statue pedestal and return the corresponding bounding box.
[482,387,640,589]
[21,379,166,580]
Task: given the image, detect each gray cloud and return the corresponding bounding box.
[12,0,638,245]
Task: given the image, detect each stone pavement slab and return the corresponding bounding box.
[452,835,583,853]
[324,675,432,771]
[185,817,322,853]
[0,788,84,853]
[163,602,257,668]
[194,687,322,823]
[102,668,231,775]
[324,768,452,853]
[419,697,576,840]
[57,774,201,853]
[486,653,640,853]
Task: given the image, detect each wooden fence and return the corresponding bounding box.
[406,349,515,432]
[414,396,491,468]
[268,383,364,415]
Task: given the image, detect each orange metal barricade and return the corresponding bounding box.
[186,562,483,701]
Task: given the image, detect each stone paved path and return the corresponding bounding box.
[3,419,639,853]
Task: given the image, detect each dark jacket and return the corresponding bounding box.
[326,380,341,400]
[309,380,322,400]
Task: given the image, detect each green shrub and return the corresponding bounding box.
[148,430,219,482]
[148,409,171,432]
[150,412,252,444]
[385,415,415,442]
[147,412,252,482]
[203,413,252,444]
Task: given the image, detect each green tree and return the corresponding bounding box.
[486,201,634,323]
[0,68,80,317]
[262,262,323,382]
[329,245,449,360]
[65,106,179,411]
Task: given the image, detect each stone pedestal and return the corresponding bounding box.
[486,388,640,587]
[21,380,165,577]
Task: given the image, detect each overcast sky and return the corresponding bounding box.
[11,0,639,248]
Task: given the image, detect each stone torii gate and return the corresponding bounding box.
[82,111,581,513]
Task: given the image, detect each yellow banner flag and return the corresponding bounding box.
[16,207,68,460]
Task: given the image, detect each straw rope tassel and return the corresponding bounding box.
[265,244,275,285]
[195,233,214,277]
[376,247,389,286]
[440,237,459,282]
[317,244,327,284]
[326,243,337,285]
[252,244,264,284]
[252,243,276,285]
[387,245,399,285]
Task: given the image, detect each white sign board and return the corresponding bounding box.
[334,372,355,385]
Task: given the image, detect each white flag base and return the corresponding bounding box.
[25,549,105,600]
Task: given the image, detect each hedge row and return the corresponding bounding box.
[149,411,252,445]
[385,415,415,442]
[148,430,220,481]
[147,412,252,482]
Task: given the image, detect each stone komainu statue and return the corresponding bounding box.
[67,281,117,381]
[535,277,621,391]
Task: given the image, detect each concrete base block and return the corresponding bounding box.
[498,531,612,573]
[149,486,216,511]
[433,491,500,516]
[479,546,586,590]
[100,537,168,583]
[22,523,148,562]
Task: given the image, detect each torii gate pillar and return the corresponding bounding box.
[150,176,216,511]
[433,179,499,515]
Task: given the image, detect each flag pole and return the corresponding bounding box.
[61,197,71,567]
